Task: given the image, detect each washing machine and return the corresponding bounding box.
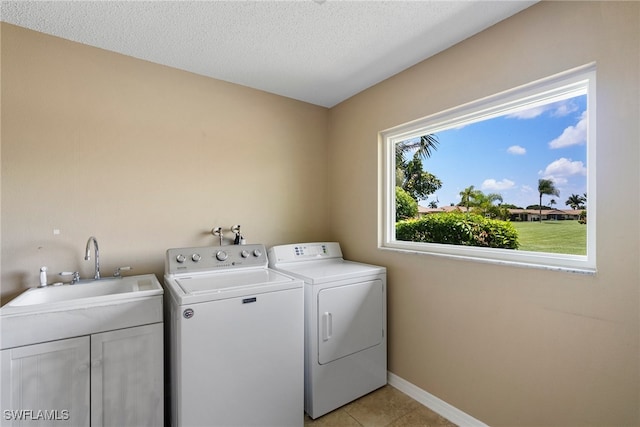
[268,242,386,419]
[164,244,304,427]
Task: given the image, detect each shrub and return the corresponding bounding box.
[578,210,587,224]
[396,212,519,249]
[395,187,418,221]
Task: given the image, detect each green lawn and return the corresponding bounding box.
[511,220,587,255]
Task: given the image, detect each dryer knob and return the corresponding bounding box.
[176,254,186,263]
[252,249,262,258]
[191,253,201,262]
[216,250,228,261]
[241,250,250,258]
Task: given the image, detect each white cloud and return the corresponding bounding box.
[506,100,579,120]
[507,145,526,155]
[539,158,586,185]
[547,176,569,185]
[521,185,534,193]
[549,111,587,148]
[507,106,546,119]
[482,178,515,191]
[550,101,579,117]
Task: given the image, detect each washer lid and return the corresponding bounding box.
[273,259,385,284]
[165,268,302,304]
[176,269,297,294]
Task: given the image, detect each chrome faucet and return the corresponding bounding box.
[84,236,101,280]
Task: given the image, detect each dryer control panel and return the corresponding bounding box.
[166,244,267,275]
[268,242,342,265]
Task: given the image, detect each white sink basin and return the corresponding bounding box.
[1,274,163,349]
[4,275,162,308]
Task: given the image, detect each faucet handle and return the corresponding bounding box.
[113,266,132,277]
[59,271,80,284]
[211,226,224,245]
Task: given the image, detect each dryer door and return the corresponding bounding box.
[317,279,384,365]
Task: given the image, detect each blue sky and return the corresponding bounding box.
[414,94,588,209]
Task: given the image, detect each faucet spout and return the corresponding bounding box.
[84,236,101,280]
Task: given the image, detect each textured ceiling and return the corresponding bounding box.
[0,0,537,107]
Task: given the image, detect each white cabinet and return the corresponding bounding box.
[1,336,91,426]
[91,323,163,427]
[1,324,163,427]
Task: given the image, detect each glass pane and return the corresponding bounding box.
[394,94,588,255]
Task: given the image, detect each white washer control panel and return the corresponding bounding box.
[166,244,267,275]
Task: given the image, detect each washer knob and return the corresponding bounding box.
[176,254,186,263]
[252,249,262,257]
[191,253,201,262]
[241,250,250,258]
[216,250,228,261]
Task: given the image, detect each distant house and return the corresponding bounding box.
[507,208,582,221]
[418,205,583,221]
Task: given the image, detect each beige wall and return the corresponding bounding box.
[0,23,329,302]
[2,1,639,425]
[329,1,639,426]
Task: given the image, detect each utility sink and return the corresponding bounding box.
[4,275,162,308]
[1,274,163,349]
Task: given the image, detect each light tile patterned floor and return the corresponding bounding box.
[304,385,458,427]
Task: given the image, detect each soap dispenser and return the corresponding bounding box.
[39,266,48,287]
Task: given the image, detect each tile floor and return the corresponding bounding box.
[304,385,458,427]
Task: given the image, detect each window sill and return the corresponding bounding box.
[379,242,597,275]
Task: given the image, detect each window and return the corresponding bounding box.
[379,64,596,273]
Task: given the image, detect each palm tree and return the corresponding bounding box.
[565,193,586,210]
[538,179,560,223]
[395,134,439,167]
[485,193,504,205]
[459,185,479,212]
[395,134,441,204]
[472,192,506,218]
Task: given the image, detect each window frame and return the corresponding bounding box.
[379,63,596,274]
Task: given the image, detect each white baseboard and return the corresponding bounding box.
[387,372,489,427]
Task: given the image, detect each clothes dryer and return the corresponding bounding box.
[268,242,386,419]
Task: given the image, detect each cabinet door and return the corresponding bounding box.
[0,337,90,426]
[90,323,163,427]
